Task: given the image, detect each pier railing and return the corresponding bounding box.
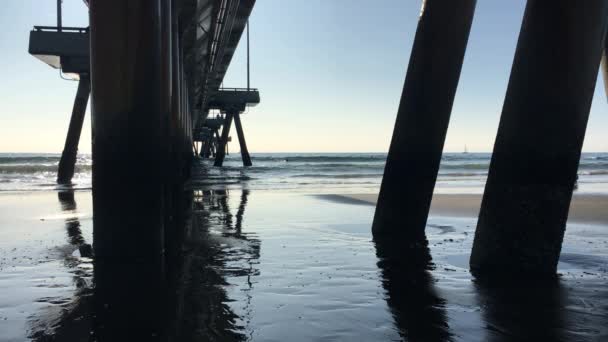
[33,26,88,33]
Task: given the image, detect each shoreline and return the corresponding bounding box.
[322,193,608,225]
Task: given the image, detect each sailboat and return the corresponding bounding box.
[463,145,469,154]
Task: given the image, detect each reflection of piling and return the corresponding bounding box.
[57,76,90,184]
[216,189,234,227]
[374,237,451,341]
[471,1,608,277]
[94,258,167,340]
[57,191,86,247]
[171,189,255,340]
[372,0,477,238]
[474,278,565,341]
[235,189,250,232]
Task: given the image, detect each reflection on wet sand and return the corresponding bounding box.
[91,188,258,341]
[374,237,451,341]
[29,190,93,341]
[57,191,92,257]
[475,278,566,341]
[27,188,257,341]
[173,188,259,341]
[20,188,608,341]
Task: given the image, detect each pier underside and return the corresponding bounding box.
[23,2,608,331]
[11,0,608,340]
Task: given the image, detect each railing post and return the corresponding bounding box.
[57,0,62,32]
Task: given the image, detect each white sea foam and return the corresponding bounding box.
[3,152,608,194]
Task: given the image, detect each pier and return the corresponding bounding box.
[21,0,608,333]
[7,0,608,339]
[373,0,608,278]
[28,0,608,277]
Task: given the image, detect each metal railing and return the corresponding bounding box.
[33,26,88,33]
[218,87,259,92]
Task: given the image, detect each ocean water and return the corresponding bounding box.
[2,152,608,194]
[1,155,608,340]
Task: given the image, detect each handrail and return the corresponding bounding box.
[218,87,259,92]
[33,26,89,33]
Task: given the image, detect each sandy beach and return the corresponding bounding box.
[1,188,608,341]
[329,193,608,225]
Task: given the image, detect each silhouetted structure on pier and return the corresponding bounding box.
[29,26,90,184]
[206,88,259,166]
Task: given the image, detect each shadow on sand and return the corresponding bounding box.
[374,236,452,341]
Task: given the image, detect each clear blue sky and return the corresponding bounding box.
[0,0,606,153]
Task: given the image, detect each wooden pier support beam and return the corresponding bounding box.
[214,112,234,167]
[233,112,252,167]
[202,134,212,158]
[372,0,477,238]
[470,1,608,278]
[212,129,220,157]
[89,0,166,265]
[57,76,90,184]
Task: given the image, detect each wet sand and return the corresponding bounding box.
[1,189,607,341]
[0,191,93,341]
[327,193,608,225]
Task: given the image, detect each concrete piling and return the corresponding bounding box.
[372,0,477,239]
[89,0,166,262]
[214,112,234,167]
[201,134,212,158]
[233,112,252,166]
[57,75,90,184]
[470,0,608,277]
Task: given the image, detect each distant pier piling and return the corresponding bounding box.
[214,112,234,167]
[202,133,213,158]
[372,0,477,238]
[208,89,259,167]
[470,0,608,277]
[56,75,90,184]
[233,112,252,167]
